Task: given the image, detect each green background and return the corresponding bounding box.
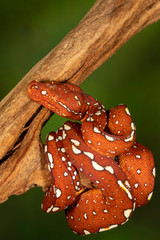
[0,1,160,239]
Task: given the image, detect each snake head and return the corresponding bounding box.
[27,80,87,120]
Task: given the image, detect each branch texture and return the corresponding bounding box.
[0,0,160,203]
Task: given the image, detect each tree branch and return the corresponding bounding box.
[0,0,160,203]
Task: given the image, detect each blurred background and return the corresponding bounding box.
[0,0,160,240]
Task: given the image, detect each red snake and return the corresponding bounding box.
[28,80,155,235]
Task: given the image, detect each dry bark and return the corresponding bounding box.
[0,0,160,203]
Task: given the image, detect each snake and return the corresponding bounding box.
[27,80,155,235]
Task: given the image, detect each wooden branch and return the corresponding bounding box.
[0,0,160,203]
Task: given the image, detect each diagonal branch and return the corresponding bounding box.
[0,0,160,203]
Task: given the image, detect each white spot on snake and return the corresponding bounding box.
[52,207,60,212]
[125,107,131,116]
[62,130,67,139]
[109,196,114,200]
[152,167,156,177]
[124,131,135,142]
[46,205,53,213]
[93,127,101,133]
[59,101,71,111]
[41,90,47,95]
[61,148,66,153]
[71,139,80,146]
[137,169,141,174]
[125,180,131,189]
[117,180,132,200]
[74,95,81,106]
[56,188,62,198]
[134,183,139,188]
[86,101,91,106]
[63,124,71,131]
[72,175,75,180]
[84,230,91,235]
[105,135,115,142]
[94,103,99,106]
[83,151,94,160]
[92,161,104,171]
[147,191,153,201]
[99,224,118,232]
[84,213,88,219]
[64,172,68,177]
[133,202,136,211]
[131,122,136,131]
[68,161,72,166]
[104,209,108,213]
[124,209,132,218]
[86,117,94,122]
[48,135,54,141]
[48,152,54,168]
[62,156,66,161]
[44,145,47,153]
[136,154,141,159]
[105,166,114,174]
[72,145,81,154]
[58,136,62,141]
[33,85,39,89]
[95,111,101,116]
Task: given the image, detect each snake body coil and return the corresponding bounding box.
[28,81,155,235]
